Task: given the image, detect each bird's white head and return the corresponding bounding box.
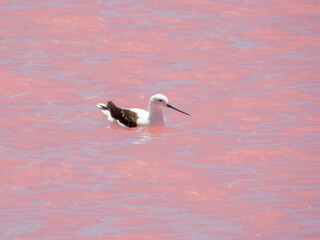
[150,94,169,109]
[149,94,190,116]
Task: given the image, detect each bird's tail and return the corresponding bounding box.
[97,101,115,110]
[97,103,108,110]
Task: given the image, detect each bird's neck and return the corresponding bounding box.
[148,106,165,125]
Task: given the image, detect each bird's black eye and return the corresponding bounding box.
[159,99,163,102]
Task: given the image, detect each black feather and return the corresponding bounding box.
[106,101,138,128]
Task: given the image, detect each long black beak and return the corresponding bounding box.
[167,103,190,116]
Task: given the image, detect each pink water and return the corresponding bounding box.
[1,0,319,239]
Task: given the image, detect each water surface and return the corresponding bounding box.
[1,0,319,239]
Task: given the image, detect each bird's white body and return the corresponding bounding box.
[132,108,160,126]
[101,107,154,127]
[97,94,189,128]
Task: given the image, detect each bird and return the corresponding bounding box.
[97,94,190,128]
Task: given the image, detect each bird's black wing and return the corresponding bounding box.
[106,101,138,128]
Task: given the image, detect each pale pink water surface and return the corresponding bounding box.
[1,0,319,239]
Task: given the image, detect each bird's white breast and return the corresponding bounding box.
[130,108,150,125]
